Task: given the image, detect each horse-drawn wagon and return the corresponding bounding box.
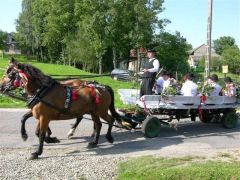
[118,89,240,138]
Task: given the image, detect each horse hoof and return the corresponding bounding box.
[29,153,39,160]
[106,135,114,144]
[21,134,28,141]
[68,133,73,139]
[67,129,75,139]
[87,142,98,148]
[45,137,60,144]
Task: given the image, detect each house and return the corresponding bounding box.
[4,33,21,55]
[188,44,220,68]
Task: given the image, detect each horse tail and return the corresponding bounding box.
[105,85,122,125]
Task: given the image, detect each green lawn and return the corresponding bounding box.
[0,55,134,108]
[117,156,240,180]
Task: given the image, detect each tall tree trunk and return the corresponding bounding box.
[40,46,43,62]
[73,59,76,67]
[99,56,102,74]
[112,45,117,69]
[62,45,65,65]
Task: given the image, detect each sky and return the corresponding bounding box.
[161,0,240,48]
[0,0,239,48]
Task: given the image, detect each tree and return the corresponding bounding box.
[213,36,238,55]
[16,0,35,57]
[75,0,167,74]
[15,0,168,74]
[154,31,190,79]
[222,46,240,73]
[43,0,77,63]
[211,57,221,71]
[31,0,49,61]
[0,30,7,50]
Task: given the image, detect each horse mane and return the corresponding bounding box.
[17,63,55,87]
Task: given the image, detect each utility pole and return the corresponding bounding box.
[205,0,213,79]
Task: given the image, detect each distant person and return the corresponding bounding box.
[208,74,221,96]
[223,77,236,96]
[139,48,160,97]
[180,73,198,96]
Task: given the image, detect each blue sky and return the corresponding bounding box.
[161,0,240,47]
[0,0,239,48]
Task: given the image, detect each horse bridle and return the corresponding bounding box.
[0,66,26,97]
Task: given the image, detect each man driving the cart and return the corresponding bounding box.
[139,48,160,97]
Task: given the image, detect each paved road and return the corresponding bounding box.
[1,108,240,157]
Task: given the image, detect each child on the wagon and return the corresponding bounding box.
[223,77,236,97]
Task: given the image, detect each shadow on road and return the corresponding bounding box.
[57,121,240,156]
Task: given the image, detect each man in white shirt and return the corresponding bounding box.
[208,74,221,96]
[140,48,160,96]
[181,73,198,96]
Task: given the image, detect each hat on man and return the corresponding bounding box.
[209,74,218,82]
[147,48,156,53]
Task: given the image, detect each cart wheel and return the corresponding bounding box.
[200,110,213,123]
[141,116,161,138]
[221,109,238,129]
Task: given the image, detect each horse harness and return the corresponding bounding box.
[27,80,105,115]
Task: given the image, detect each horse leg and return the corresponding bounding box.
[34,119,59,143]
[35,121,40,137]
[44,126,60,143]
[91,124,96,138]
[21,110,33,141]
[88,114,102,148]
[67,117,83,138]
[30,117,49,160]
[101,114,114,143]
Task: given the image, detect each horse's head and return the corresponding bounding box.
[0,63,20,92]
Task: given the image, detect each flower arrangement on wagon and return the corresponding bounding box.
[161,78,178,96]
[197,82,214,96]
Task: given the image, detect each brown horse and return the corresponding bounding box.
[1,60,123,143]
[0,62,120,159]
[0,59,86,141]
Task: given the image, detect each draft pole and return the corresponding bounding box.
[205,0,213,79]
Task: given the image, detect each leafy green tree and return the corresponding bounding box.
[43,0,77,63]
[197,56,205,69]
[213,36,238,55]
[154,31,190,79]
[66,28,97,71]
[211,57,221,71]
[15,0,168,73]
[31,0,48,61]
[222,46,240,73]
[16,0,35,57]
[0,30,7,50]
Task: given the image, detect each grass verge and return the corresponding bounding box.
[117,156,240,180]
[0,56,135,108]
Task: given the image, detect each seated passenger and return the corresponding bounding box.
[223,77,236,96]
[208,74,221,96]
[162,71,172,91]
[155,72,165,94]
[180,73,198,96]
[161,71,178,95]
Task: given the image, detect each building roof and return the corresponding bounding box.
[188,44,220,57]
